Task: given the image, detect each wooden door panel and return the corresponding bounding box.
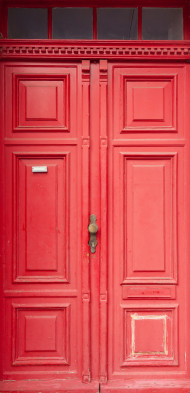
[4,145,81,378]
[5,65,77,137]
[5,145,78,291]
[122,305,178,367]
[4,298,79,378]
[107,63,187,384]
[112,65,185,138]
[13,153,69,283]
[2,62,91,385]
[110,146,184,376]
[122,152,177,283]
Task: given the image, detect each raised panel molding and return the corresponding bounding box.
[121,75,177,132]
[12,302,70,366]
[122,152,177,284]
[122,285,176,300]
[13,74,70,132]
[12,152,70,283]
[112,66,185,140]
[122,305,178,367]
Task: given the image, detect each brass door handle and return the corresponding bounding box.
[88,214,98,253]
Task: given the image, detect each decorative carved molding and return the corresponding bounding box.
[1,40,190,59]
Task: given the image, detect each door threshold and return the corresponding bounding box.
[100,380,190,393]
[0,379,99,393]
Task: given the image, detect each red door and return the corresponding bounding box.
[1,61,98,392]
[1,59,190,393]
[103,62,190,392]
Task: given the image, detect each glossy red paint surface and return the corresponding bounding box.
[0,42,190,393]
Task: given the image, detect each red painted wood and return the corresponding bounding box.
[81,60,91,383]
[89,61,101,381]
[1,62,89,383]
[1,42,190,393]
[48,7,52,39]
[99,59,108,384]
[106,62,189,388]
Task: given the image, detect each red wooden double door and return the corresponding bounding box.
[1,59,190,392]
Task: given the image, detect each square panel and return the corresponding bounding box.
[122,152,177,283]
[12,152,70,283]
[25,315,57,351]
[26,84,57,120]
[5,65,78,138]
[13,74,70,131]
[134,315,167,354]
[122,305,178,366]
[133,86,164,120]
[12,303,70,366]
[123,76,176,131]
[112,66,186,138]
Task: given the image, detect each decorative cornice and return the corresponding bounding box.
[1,40,190,60]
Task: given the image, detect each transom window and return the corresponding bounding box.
[6,6,185,40]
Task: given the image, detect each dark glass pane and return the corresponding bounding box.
[142,8,183,40]
[52,8,93,39]
[97,8,138,40]
[8,8,48,39]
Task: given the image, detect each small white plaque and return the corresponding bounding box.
[32,166,48,173]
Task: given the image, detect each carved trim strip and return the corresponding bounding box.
[81,60,91,383]
[1,40,190,59]
[99,59,108,383]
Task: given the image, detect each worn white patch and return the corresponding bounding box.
[131,313,168,356]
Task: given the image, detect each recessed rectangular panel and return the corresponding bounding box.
[25,316,57,351]
[123,153,177,283]
[13,75,70,132]
[5,65,78,138]
[123,306,178,366]
[12,303,70,366]
[26,85,57,120]
[133,87,164,120]
[122,285,176,299]
[26,164,58,271]
[112,66,186,137]
[134,315,167,354]
[13,153,69,282]
[123,76,175,131]
[133,164,165,272]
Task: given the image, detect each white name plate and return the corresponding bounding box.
[32,166,48,173]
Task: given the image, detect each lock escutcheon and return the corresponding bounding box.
[88,214,98,253]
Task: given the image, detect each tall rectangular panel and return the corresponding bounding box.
[123,153,177,283]
[13,153,69,283]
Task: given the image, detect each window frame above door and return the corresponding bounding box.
[1,0,190,40]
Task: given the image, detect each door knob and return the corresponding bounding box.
[88,214,98,253]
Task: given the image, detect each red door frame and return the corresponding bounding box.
[1,2,190,391]
[1,42,190,393]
